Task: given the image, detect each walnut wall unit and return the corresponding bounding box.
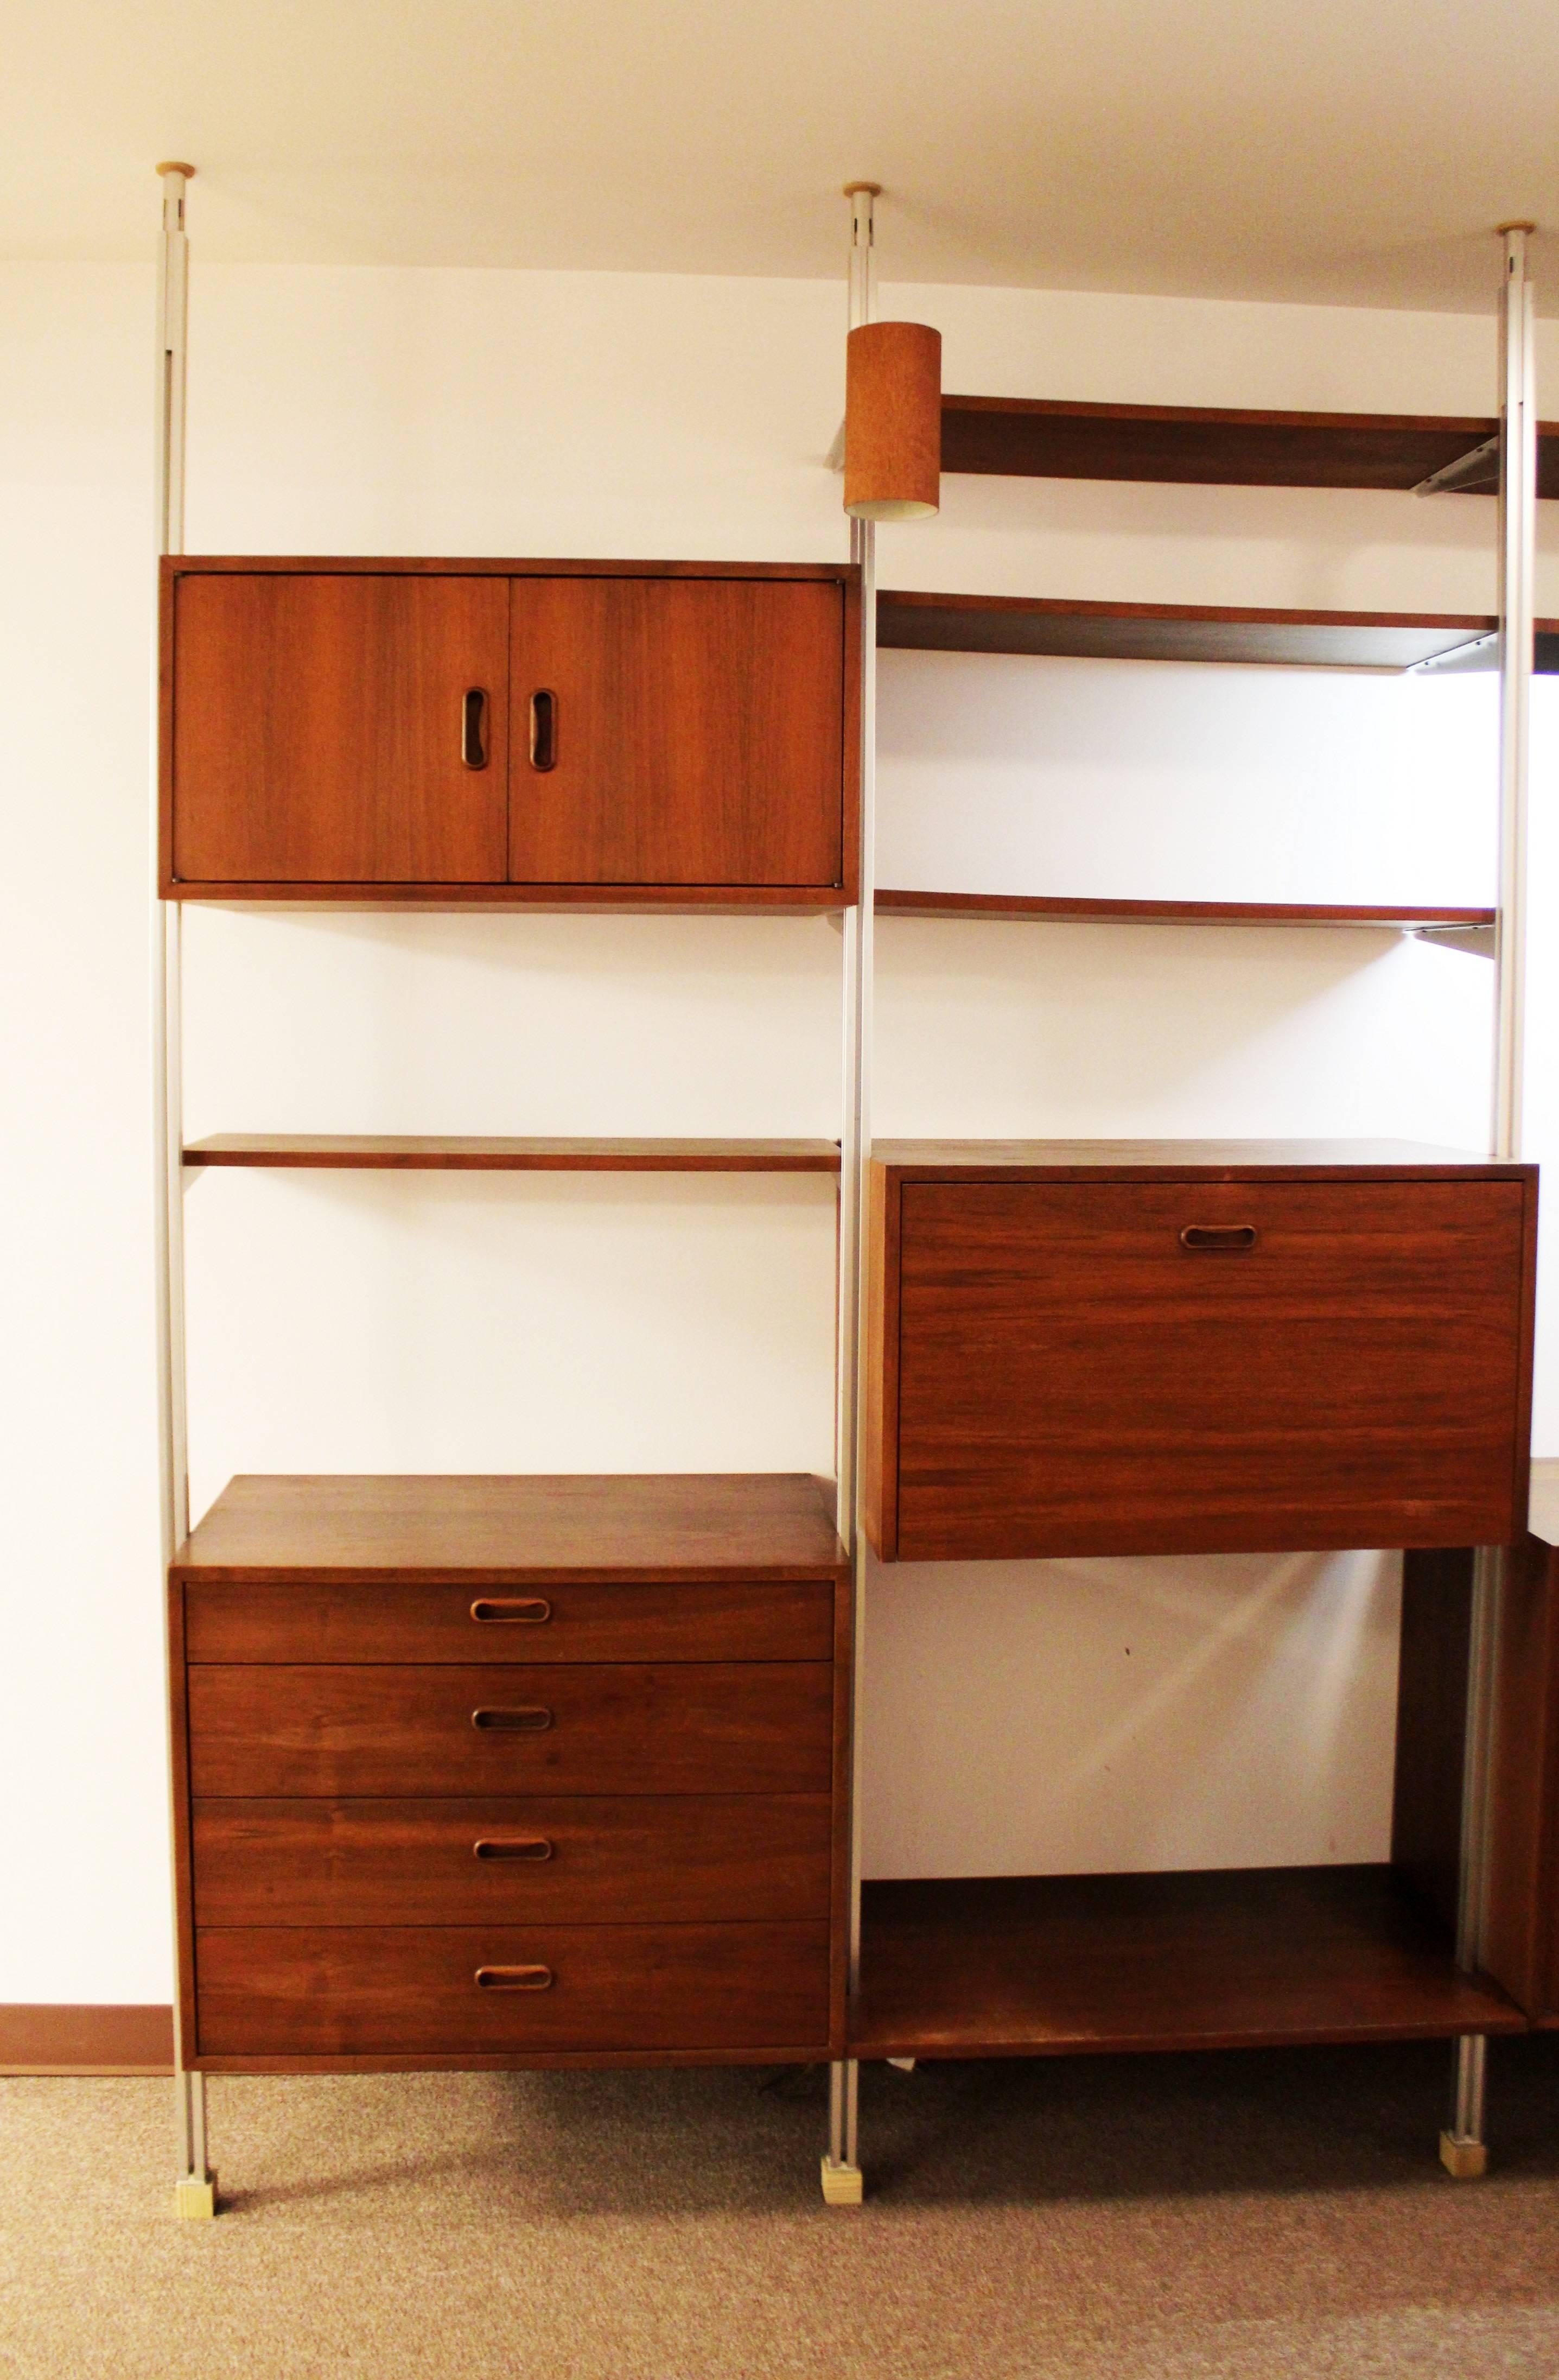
[160,558,861,905]
[147,174,1544,2212]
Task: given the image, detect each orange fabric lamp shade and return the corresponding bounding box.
[844,321,942,521]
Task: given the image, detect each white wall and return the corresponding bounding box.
[0,265,169,2000]
[3,258,1556,1998]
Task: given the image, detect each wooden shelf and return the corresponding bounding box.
[939,397,1559,496]
[878,591,1500,671]
[879,591,1559,672]
[172,1474,850,1581]
[875,891,1494,931]
[183,1135,841,1173]
[848,1869,1524,2058]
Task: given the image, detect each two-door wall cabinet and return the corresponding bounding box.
[160,558,861,904]
[169,1474,853,2070]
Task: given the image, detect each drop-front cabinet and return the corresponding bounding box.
[866,1141,1538,1563]
[160,558,861,903]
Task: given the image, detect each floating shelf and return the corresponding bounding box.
[183,1134,841,1173]
[938,397,1559,496]
[875,891,1495,931]
[877,591,1559,672]
[848,1869,1523,2059]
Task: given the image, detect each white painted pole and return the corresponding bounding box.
[1445,221,1537,2181]
[825,180,880,2200]
[152,161,213,2214]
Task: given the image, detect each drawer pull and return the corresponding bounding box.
[472,1705,553,1733]
[530,688,558,771]
[470,1597,552,1625]
[475,1964,553,1991]
[461,687,489,769]
[474,1837,553,1862]
[1180,1223,1258,1252]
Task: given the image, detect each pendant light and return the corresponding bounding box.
[844,320,943,521]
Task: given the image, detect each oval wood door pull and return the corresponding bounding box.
[470,1597,552,1624]
[475,1964,553,1991]
[529,688,558,770]
[1180,1223,1259,1252]
[461,687,489,769]
[474,1837,553,1862]
[472,1706,553,1732]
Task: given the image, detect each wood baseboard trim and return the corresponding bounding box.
[0,2004,174,2076]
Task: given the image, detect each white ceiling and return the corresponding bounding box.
[5,0,1557,310]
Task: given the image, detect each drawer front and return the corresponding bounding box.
[195,1921,830,2055]
[192,1794,832,1925]
[894,1177,1530,1559]
[187,1662,833,1797]
[183,1577,833,1665]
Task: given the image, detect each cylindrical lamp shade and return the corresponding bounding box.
[844,321,942,521]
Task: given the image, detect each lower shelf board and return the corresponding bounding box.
[848,1866,1523,2059]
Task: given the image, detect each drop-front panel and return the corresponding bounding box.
[865,1142,1538,1563]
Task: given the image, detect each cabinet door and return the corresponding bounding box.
[170,574,510,884]
[890,1176,1530,1559]
[507,577,845,886]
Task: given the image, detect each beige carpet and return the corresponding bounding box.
[4,2042,1559,2377]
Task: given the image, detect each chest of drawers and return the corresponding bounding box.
[169,1475,852,2068]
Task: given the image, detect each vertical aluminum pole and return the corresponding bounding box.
[824,181,879,2205]
[154,161,213,2216]
[1492,222,1536,1168]
[1444,222,1536,2182]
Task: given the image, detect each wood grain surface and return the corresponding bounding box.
[182,1135,841,1172]
[874,891,1496,930]
[1485,1534,1559,2020]
[1391,1547,1474,1938]
[848,1868,1524,2057]
[184,1576,835,1665]
[871,1171,1533,1559]
[170,573,511,884]
[192,1794,832,1926]
[186,1662,834,1798]
[172,1474,849,1583]
[938,396,1559,494]
[161,558,859,906]
[506,576,845,888]
[876,588,1501,669]
[195,1921,830,2057]
[869,1139,1513,1175]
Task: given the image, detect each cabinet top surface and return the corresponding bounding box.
[173,1474,850,1582]
[871,1138,1535,1179]
[163,556,857,582]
